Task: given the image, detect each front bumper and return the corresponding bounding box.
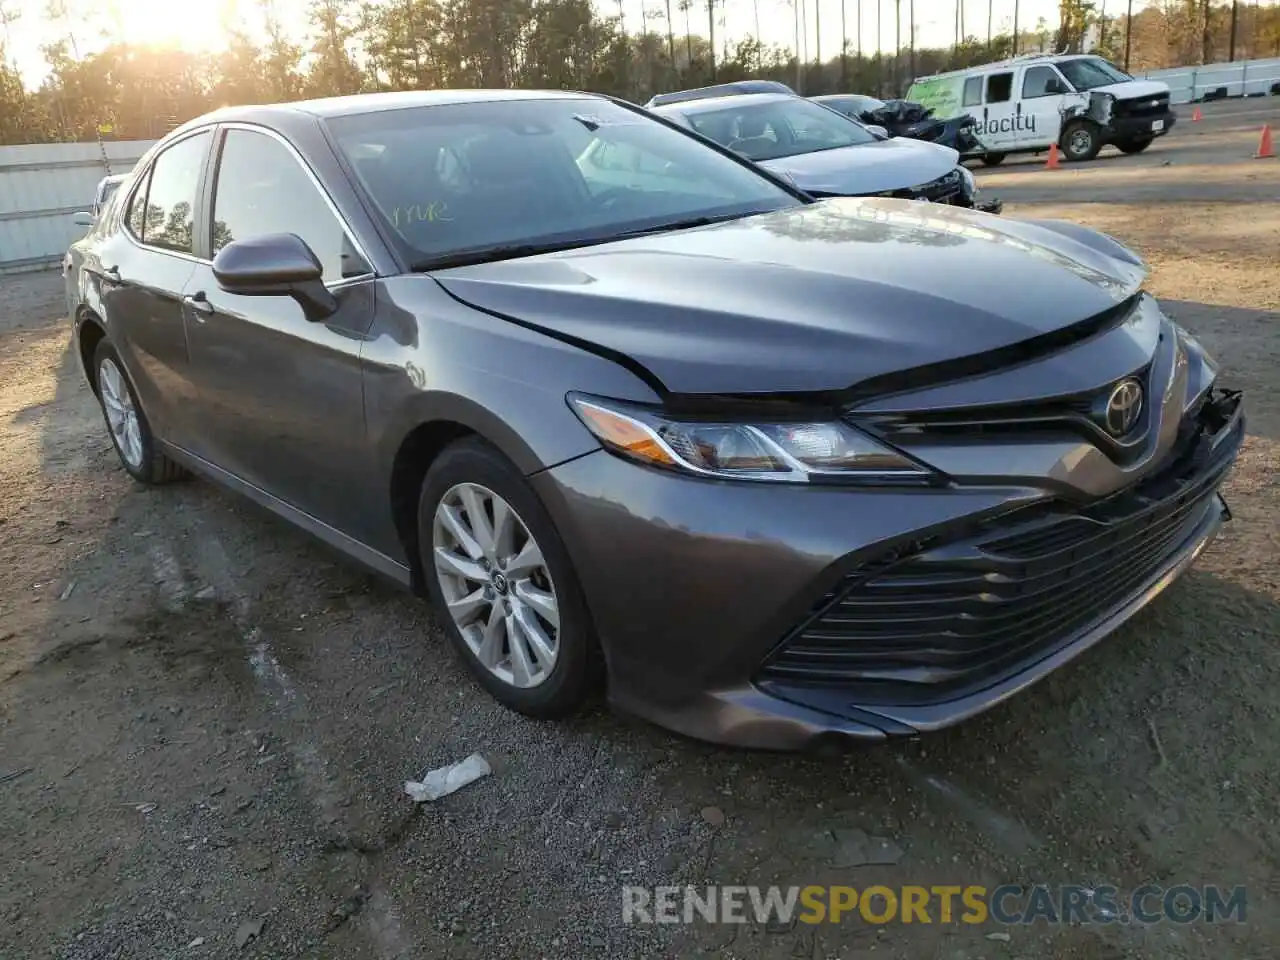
[1108,109,1177,142]
[534,388,1243,750]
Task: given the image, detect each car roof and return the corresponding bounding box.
[646,80,796,107]
[171,89,610,135]
[811,94,884,104]
[914,52,1102,83]
[651,92,794,116]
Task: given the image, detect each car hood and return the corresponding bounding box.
[432,198,1147,397]
[758,138,959,196]
[1089,79,1169,100]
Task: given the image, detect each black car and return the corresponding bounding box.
[64,90,1243,749]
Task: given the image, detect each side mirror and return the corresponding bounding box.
[212,232,338,321]
[866,124,889,139]
[1048,78,1068,95]
[73,212,94,227]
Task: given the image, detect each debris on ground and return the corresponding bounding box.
[829,828,905,867]
[404,753,491,803]
[58,580,76,600]
[187,936,205,948]
[324,886,368,932]
[195,585,217,601]
[234,917,265,949]
[135,802,157,815]
[700,806,726,828]
[0,767,32,785]
[986,931,1012,941]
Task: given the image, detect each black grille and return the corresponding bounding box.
[881,169,966,205]
[759,399,1243,705]
[1114,93,1171,120]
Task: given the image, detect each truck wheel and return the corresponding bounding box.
[980,152,1006,167]
[1116,138,1153,155]
[1061,120,1102,162]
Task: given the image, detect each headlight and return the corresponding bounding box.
[957,165,976,196]
[568,394,933,484]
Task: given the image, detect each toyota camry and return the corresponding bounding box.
[64,89,1244,749]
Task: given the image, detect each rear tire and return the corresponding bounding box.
[1116,137,1153,155]
[93,340,186,485]
[418,437,600,719]
[980,152,1006,167]
[1061,120,1102,162]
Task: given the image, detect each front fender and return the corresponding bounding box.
[358,275,662,557]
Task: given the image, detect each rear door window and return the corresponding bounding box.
[962,76,983,107]
[986,72,1013,104]
[139,132,211,254]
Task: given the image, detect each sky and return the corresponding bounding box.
[1,0,1080,88]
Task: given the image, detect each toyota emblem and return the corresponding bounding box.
[1104,379,1144,436]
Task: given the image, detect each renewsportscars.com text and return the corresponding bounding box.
[622,884,1247,926]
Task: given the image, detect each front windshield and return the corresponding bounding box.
[325,98,799,266]
[1056,57,1133,90]
[680,98,880,161]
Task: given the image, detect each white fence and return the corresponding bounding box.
[1137,56,1280,105]
[0,139,155,274]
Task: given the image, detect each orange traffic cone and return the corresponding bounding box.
[1191,106,1202,122]
[1046,143,1060,169]
[1256,124,1275,159]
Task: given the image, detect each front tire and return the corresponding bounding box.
[1061,120,1102,162]
[1116,137,1153,155]
[980,152,1006,167]
[418,438,599,719]
[93,340,186,485]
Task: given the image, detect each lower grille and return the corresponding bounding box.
[883,169,966,205]
[1115,94,1171,120]
[759,397,1243,705]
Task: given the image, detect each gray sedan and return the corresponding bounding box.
[64,89,1243,748]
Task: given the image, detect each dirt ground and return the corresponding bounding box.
[1,99,1278,960]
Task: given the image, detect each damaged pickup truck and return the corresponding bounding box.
[907,53,1177,164]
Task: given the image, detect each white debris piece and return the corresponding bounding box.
[404,753,492,803]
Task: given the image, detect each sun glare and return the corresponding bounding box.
[111,0,227,51]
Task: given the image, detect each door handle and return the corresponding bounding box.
[183,291,214,317]
[1016,102,1022,115]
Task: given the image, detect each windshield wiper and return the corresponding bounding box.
[410,211,769,271]
[410,240,588,272]
[608,210,762,240]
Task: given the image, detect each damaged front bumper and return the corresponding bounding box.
[539,383,1243,751]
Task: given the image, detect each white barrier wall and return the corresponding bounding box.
[0,139,155,274]
[1137,57,1280,104]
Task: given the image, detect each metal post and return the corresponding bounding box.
[707,0,716,81]
[842,0,849,88]
[1228,0,1238,61]
[788,0,798,89]
[909,0,915,87]
[816,0,822,80]
[894,0,901,97]
[1012,0,1019,56]
[1124,0,1132,70]
[987,0,992,53]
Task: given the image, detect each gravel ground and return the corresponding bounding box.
[1,99,1278,960]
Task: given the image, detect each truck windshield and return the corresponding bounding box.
[1057,57,1133,90]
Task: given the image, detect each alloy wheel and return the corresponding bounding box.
[1069,128,1093,156]
[99,357,143,469]
[431,482,560,689]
